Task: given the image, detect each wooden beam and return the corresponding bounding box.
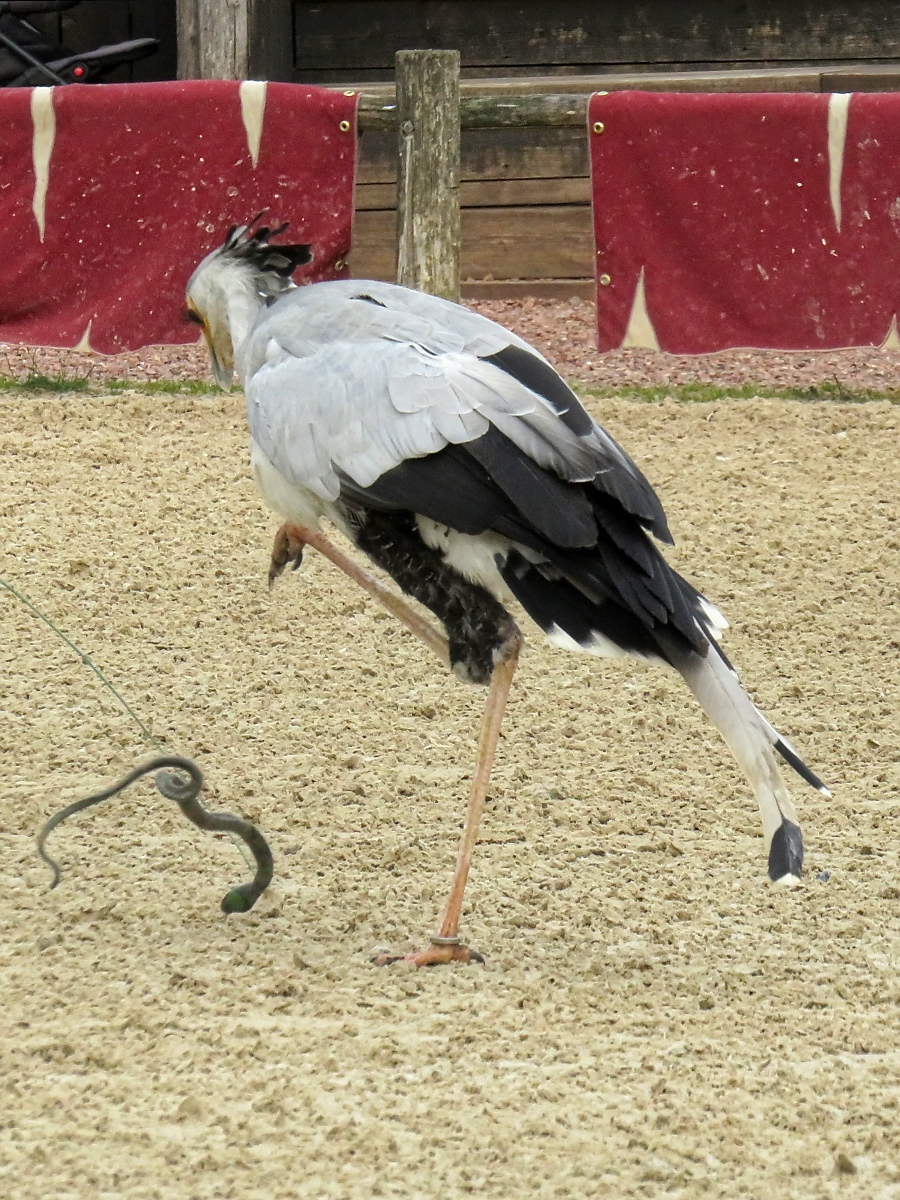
[363,92,589,132]
[353,61,873,129]
[821,64,900,91]
[395,50,461,303]
[460,94,589,130]
[462,280,594,302]
[357,177,592,212]
[358,127,589,187]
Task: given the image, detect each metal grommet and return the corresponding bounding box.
[598,274,612,286]
[593,121,605,135]
[343,90,356,97]
[334,259,345,270]
[339,120,351,132]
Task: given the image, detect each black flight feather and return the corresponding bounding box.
[461,426,597,548]
[481,345,593,436]
[499,549,667,661]
[481,344,672,543]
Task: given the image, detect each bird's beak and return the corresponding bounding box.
[205,329,235,390]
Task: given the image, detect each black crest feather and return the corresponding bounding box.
[223,214,313,279]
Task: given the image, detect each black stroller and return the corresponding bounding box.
[0,0,158,86]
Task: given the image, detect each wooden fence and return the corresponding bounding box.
[352,51,900,302]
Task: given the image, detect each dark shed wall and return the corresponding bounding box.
[25,3,900,89]
[291,0,900,83]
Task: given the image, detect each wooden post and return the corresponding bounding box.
[178,0,292,81]
[395,50,461,302]
[176,0,200,79]
[176,0,250,80]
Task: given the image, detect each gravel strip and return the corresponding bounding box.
[2,297,899,392]
[471,298,900,393]
[0,339,212,387]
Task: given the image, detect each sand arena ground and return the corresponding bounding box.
[1,385,898,1199]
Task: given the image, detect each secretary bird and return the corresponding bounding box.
[186,221,828,966]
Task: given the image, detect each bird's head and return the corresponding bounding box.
[185,218,312,388]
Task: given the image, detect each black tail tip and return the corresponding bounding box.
[768,819,804,884]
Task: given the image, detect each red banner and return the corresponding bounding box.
[589,91,900,353]
[0,81,357,353]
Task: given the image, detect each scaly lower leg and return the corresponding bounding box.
[374,636,521,967]
[269,521,520,967]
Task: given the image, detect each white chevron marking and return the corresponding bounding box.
[619,267,660,350]
[239,80,267,168]
[880,314,900,350]
[827,93,851,232]
[30,87,55,242]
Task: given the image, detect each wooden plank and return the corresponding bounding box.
[361,93,589,131]
[293,1,900,78]
[351,205,593,283]
[822,65,900,91]
[459,177,590,206]
[455,67,827,95]
[358,127,589,185]
[395,49,461,301]
[460,206,594,281]
[356,177,592,211]
[350,210,400,281]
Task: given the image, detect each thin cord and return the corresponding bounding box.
[1,576,163,750]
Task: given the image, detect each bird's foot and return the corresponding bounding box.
[372,939,484,968]
[268,523,307,589]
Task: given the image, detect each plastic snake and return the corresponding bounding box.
[37,756,273,913]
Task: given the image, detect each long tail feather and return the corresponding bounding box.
[496,546,825,883]
[706,640,831,797]
[671,644,806,884]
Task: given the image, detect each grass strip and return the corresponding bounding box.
[0,374,221,395]
[572,380,900,404]
[0,372,897,404]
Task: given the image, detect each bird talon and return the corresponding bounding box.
[268,523,307,589]
[371,942,484,968]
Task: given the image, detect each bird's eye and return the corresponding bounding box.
[185,309,204,325]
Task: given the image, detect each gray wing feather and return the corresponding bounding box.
[244,279,660,522]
